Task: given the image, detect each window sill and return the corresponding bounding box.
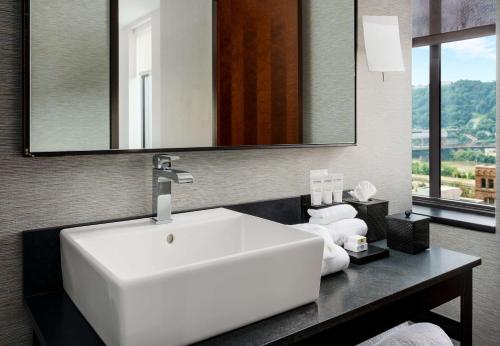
[412,204,496,233]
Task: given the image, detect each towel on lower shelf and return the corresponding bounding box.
[357,323,409,346]
[308,204,358,225]
[358,323,453,346]
[291,224,350,276]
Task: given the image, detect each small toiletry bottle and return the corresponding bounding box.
[310,169,328,206]
[311,178,323,206]
[322,175,334,205]
[332,174,344,202]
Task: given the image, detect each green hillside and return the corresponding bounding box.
[413,80,496,145]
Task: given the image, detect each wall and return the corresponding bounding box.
[30,0,110,152]
[0,0,412,344]
[151,10,162,149]
[430,224,500,345]
[160,0,214,148]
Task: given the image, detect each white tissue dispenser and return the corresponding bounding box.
[348,181,376,202]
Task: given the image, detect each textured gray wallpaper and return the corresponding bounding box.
[30,0,110,152]
[302,0,356,144]
[430,224,500,345]
[0,0,412,344]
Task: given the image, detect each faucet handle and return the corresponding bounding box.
[153,154,180,169]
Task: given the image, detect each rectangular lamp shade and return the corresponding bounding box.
[362,16,405,72]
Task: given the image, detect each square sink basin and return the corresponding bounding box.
[61,208,323,346]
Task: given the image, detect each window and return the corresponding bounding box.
[440,36,496,203]
[128,22,153,149]
[412,47,430,196]
[412,0,496,207]
[140,74,152,149]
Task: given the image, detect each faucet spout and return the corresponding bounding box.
[152,155,193,224]
[159,169,194,184]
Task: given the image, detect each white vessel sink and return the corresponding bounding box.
[61,208,323,346]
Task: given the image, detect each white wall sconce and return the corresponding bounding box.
[362,16,405,81]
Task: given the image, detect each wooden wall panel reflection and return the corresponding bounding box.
[217,0,301,146]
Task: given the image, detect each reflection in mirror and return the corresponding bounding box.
[302,0,356,144]
[27,0,356,153]
[118,0,214,150]
[30,0,111,152]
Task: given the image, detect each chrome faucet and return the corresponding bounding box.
[152,154,194,224]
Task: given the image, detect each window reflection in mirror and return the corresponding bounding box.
[118,0,214,150]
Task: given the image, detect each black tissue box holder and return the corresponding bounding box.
[386,213,430,254]
[343,197,389,243]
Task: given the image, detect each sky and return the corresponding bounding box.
[412,35,496,86]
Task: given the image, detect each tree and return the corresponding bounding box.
[413,80,496,146]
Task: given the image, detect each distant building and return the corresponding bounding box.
[475,166,496,204]
[484,148,496,157]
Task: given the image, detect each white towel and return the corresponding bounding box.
[308,204,358,225]
[291,224,350,276]
[321,243,350,276]
[357,323,409,346]
[366,323,453,346]
[323,218,368,246]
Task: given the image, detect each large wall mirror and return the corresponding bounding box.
[24,0,356,155]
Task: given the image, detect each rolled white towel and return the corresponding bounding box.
[291,224,350,276]
[323,218,368,246]
[372,323,453,346]
[321,243,350,276]
[291,223,333,255]
[308,204,358,225]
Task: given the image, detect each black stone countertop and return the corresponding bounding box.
[25,241,480,346]
[194,241,480,345]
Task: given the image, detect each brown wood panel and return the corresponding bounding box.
[217,0,301,146]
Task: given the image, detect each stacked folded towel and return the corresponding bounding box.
[290,205,368,276]
[308,205,368,246]
[291,224,350,276]
[308,204,358,225]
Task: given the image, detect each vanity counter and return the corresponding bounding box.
[25,241,480,346]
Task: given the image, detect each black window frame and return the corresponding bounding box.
[412,2,496,215]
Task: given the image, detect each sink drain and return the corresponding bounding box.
[166,234,175,244]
